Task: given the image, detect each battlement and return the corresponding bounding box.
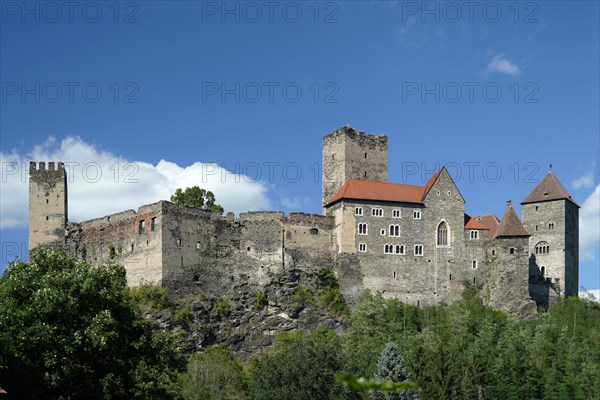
[323,125,388,148]
[29,161,65,173]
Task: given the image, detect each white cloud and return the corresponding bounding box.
[1,136,271,229]
[579,289,600,302]
[579,184,600,261]
[485,53,522,76]
[574,173,595,189]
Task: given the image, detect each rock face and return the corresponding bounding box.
[148,268,344,361]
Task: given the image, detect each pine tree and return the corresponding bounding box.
[372,342,420,400]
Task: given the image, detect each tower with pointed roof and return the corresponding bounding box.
[322,125,388,210]
[521,171,579,299]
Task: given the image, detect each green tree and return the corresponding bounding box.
[372,343,419,400]
[247,329,350,400]
[0,248,183,399]
[179,345,245,400]
[171,186,224,213]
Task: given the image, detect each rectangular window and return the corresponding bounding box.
[358,223,368,235]
[358,243,367,252]
[138,220,145,234]
[392,209,401,218]
[196,241,201,249]
[413,210,422,219]
[151,217,157,232]
[548,223,555,230]
[371,208,383,217]
[177,238,182,247]
[396,245,405,255]
[414,244,423,256]
[469,230,478,239]
[389,225,400,237]
[355,207,363,216]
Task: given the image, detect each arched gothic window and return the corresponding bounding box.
[437,221,448,246]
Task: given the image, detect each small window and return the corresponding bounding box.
[396,245,405,255]
[437,222,448,246]
[286,231,292,240]
[541,266,545,276]
[310,228,319,235]
[535,206,539,211]
[358,243,367,252]
[413,210,422,219]
[355,207,363,216]
[393,271,397,279]
[414,244,424,256]
[389,224,400,237]
[380,229,386,236]
[447,191,451,196]
[476,216,482,222]
[371,208,383,217]
[436,190,440,195]
[548,223,555,230]
[449,274,452,281]
[491,249,496,256]
[138,220,146,234]
[364,152,367,159]
[46,199,49,204]
[131,244,134,251]
[196,241,201,249]
[175,220,178,227]
[151,217,157,232]
[535,225,538,231]
[509,247,515,254]
[384,244,391,254]
[535,241,550,255]
[46,216,49,221]
[392,209,401,218]
[197,223,200,229]
[358,223,368,235]
[177,238,182,247]
[364,171,367,178]
[469,230,478,239]
[472,260,478,269]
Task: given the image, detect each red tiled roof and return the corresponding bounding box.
[521,171,579,207]
[464,214,490,230]
[421,168,443,200]
[325,179,425,206]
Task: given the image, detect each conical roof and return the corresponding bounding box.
[495,200,530,238]
[521,171,578,207]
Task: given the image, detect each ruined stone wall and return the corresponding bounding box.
[321,126,388,208]
[29,162,67,250]
[67,202,164,286]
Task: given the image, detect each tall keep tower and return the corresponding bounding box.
[322,125,388,210]
[521,171,579,297]
[29,161,68,250]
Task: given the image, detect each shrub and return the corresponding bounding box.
[129,282,170,309]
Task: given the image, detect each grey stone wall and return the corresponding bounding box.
[29,161,67,250]
[321,126,388,208]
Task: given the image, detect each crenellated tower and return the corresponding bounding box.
[321,125,388,211]
[28,161,68,250]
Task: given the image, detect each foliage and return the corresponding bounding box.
[0,248,183,399]
[171,186,224,213]
[216,300,232,317]
[336,373,419,395]
[246,328,350,400]
[174,306,193,323]
[317,268,348,317]
[255,291,267,309]
[294,285,314,307]
[129,281,170,309]
[179,345,245,400]
[109,245,116,259]
[372,342,419,399]
[318,268,339,289]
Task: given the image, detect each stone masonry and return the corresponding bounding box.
[28,126,580,312]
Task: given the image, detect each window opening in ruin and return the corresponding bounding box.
[437,222,448,246]
[509,247,515,254]
[286,231,292,240]
[151,217,157,232]
[247,247,251,251]
[310,228,319,235]
[414,244,423,256]
[138,220,145,234]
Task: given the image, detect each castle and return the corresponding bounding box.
[28,126,579,311]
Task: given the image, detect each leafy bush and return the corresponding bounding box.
[174,306,193,323]
[256,291,268,309]
[294,285,314,307]
[319,286,348,317]
[129,282,170,309]
[216,300,232,317]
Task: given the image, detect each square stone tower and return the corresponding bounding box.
[29,161,68,250]
[521,171,579,297]
[321,125,388,210]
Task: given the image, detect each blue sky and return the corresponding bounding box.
[1,1,599,292]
